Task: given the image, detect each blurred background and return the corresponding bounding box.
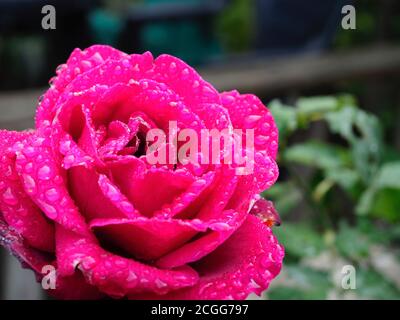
[1,0,400,299]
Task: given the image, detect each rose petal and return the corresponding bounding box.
[154,171,216,219]
[0,216,101,299]
[36,45,127,128]
[90,218,198,261]
[13,132,91,236]
[156,208,247,269]
[132,215,284,300]
[153,54,220,107]
[0,216,50,273]
[68,166,139,220]
[56,225,199,297]
[110,161,194,217]
[0,130,54,251]
[227,151,278,212]
[221,91,278,159]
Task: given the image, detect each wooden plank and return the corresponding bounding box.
[1,46,400,131]
[198,45,400,94]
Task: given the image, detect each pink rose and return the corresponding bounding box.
[0,45,283,300]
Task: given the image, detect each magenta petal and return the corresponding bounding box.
[50,271,104,300]
[36,45,127,128]
[153,55,220,107]
[196,167,239,220]
[221,91,279,159]
[90,218,198,261]
[68,166,138,220]
[136,215,284,300]
[13,133,90,236]
[0,216,50,274]
[154,171,216,219]
[0,216,101,299]
[227,151,279,212]
[57,52,154,102]
[89,208,242,261]
[56,226,199,297]
[0,130,54,251]
[156,208,247,269]
[110,162,194,217]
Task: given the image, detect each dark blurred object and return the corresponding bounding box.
[255,0,350,55]
[120,0,228,65]
[0,0,98,89]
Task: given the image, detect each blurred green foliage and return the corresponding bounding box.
[264,95,400,299]
[334,0,400,48]
[216,0,254,52]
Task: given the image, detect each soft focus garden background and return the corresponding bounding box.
[1,0,400,299]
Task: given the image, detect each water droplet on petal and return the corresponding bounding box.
[38,165,52,180]
[126,271,138,283]
[245,115,262,126]
[22,174,37,195]
[45,188,60,202]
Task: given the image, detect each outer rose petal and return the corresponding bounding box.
[90,218,198,260]
[0,218,101,300]
[13,131,91,236]
[156,208,247,269]
[221,91,278,159]
[0,130,54,251]
[153,54,220,107]
[131,215,284,300]
[89,208,242,261]
[36,45,127,128]
[227,151,279,214]
[56,226,199,298]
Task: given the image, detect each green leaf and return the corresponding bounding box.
[262,182,302,216]
[371,188,400,222]
[353,268,400,299]
[274,223,326,259]
[325,168,360,192]
[297,96,339,118]
[268,100,298,141]
[283,141,351,170]
[375,162,400,189]
[325,106,382,182]
[356,162,400,220]
[335,223,371,261]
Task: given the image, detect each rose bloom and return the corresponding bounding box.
[0,45,283,300]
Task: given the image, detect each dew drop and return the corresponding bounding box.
[155,279,167,289]
[39,201,57,219]
[126,271,138,283]
[255,135,268,146]
[23,146,36,157]
[45,188,60,202]
[169,62,177,72]
[23,174,36,194]
[38,165,52,180]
